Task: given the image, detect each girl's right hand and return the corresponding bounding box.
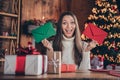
[42,39,53,51]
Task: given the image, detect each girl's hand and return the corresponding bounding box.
[85,40,98,51]
[42,39,53,51]
[42,39,54,60]
[89,40,98,48]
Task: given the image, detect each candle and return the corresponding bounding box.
[42,16,46,24]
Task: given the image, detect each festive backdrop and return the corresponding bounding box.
[85,0,120,67]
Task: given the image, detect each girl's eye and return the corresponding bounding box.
[71,21,75,24]
[62,22,67,25]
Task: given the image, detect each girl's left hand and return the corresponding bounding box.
[85,40,98,52]
[89,40,98,48]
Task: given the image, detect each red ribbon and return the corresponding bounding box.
[15,56,26,75]
[98,56,104,61]
[17,47,40,55]
[15,55,45,75]
[111,64,116,70]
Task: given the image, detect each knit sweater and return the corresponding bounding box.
[62,35,91,70]
[62,35,75,64]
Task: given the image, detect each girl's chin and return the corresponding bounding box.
[65,34,73,38]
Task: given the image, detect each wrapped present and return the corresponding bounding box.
[106,65,113,70]
[61,64,76,73]
[90,55,104,69]
[115,65,120,70]
[91,56,99,69]
[4,55,47,75]
[4,55,16,75]
[47,51,61,74]
[25,55,47,75]
[106,64,115,70]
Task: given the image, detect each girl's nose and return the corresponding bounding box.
[67,23,71,28]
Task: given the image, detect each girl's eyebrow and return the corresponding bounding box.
[62,19,67,21]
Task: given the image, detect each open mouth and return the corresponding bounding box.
[65,29,73,34]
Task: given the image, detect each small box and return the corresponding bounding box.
[115,66,120,70]
[106,64,115,70]
[47,51,61,74]
[61,64,76,73]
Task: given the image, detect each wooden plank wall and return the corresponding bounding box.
[21,0,94,29]
[21,0,68,22]
[71,0,94,32]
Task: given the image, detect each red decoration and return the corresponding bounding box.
[111,6,117,11]
[82,23,108,44]
[61,64,76,73]
[109,70,120,77]
[17,42,40,55]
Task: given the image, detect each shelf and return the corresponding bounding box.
[0,0,21,55]
[0,12,18,18]
[0,36,17,39]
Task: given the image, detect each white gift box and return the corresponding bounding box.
[91,56,104,69]
[106,65,113,70]
[4,55,47,75]
[91,56,99,69]
[115,66,120,70]
[4,55,16,75]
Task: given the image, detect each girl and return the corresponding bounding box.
[42,11,97,70]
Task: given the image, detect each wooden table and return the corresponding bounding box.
[0,66,120,80]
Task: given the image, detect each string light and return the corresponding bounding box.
[87,0,120,64]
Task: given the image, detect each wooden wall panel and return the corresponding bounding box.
[71,0,94,32]
[21,0,68,22]
[21,0,94,30]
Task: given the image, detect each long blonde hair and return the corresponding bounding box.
[53,11,83,67]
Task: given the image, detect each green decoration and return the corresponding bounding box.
[32,22,56,43]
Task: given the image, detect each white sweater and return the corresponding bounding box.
[62,35,91,70]
[62,35,75,64]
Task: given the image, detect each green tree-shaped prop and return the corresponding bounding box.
[86,0,120,67]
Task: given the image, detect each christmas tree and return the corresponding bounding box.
[85,0,120,67]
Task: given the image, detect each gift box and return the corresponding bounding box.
[106,64,115,70]
[4,55,47,75]
[61,64,76,73]
[25,55,47,75]
[90,55,104,69]
[115,65,120,70]
[47,51,61,74]
[91,56,99,69]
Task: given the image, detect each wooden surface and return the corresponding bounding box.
[0,65,119,80]
[22,0,68,21]
[21,0,94,29]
